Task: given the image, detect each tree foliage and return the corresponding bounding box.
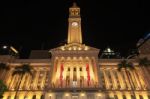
[0,80,7,98]
[118,60,134,71]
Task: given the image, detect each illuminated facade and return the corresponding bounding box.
[0,3,150,99]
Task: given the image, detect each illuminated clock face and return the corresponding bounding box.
[72,22,78,26]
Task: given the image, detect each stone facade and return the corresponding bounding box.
[0,3,150,99]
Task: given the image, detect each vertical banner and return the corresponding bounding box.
[60,63,64,87]
[86,63,90,86]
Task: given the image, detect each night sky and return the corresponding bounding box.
[0,0,149,58]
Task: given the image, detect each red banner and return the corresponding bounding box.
[86,63,90,86]
[60,63,64,87]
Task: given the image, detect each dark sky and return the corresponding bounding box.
[0,0,149,58]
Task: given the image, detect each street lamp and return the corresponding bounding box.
[2,45,8,49]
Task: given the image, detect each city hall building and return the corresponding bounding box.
[0,3,150,99]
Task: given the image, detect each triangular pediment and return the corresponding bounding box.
[50,43,100,53]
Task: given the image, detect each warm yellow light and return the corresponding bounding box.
[79,56,82,60]
[11,88,14,90]
[55,57,58,59]
[61,46,65,50]
[85,56,89,59]
[73,46,77,50]
[81,93,85,96]
[49,94,52,96]
[67,57,71,60]
[84,46,88,50]
[97,93,101,96]
[68,47,72,50]
[10,46,18,53]
[73,57,77,60]
[78,47,81,50]
[65,93,69,96]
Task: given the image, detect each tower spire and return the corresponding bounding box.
[67,2,82,44]
[73,2,77,7]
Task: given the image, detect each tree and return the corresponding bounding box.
[118,59,136,99]
[0,80,7,99]
[139,57,150,67]
[138,57,150,89]
[12,64,32,99]
[0,63,9,80]
[0,63,9,70]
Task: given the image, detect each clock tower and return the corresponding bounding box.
[67,2,82,44]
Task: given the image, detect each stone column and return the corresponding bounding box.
[125,92,132,99]
[116,71,125,89]
[133,70,142,90]
[19,74,27,90]
[103,70,110,89]
[63,67,67,88]
[91,58,101,88]
[32,71,40,90]
[129,70,138,89]
[41,71,47,89]
[27,92,34,99]
[122,70,131,89]
[83,65,87,87]
[9,75,17,89]
[36,93,42,99]
[137,68,148,89]
[110,70,118,89]
[116,92,123,99]
[76,66,79,87]
[70,66,73,87]
[2,92,9,99]
[25,73,32,90]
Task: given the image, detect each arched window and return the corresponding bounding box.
[7,96,11,99]
[32,95,36,99]
[41,95,44,99]
[139,95,143,99]
[16,96,19,99]
[24,96,28,99]
[68,68,70,71]
[80,67,82,71]
[123,95,126,99]
[74,68,76,71]
[131,95,135,99]
[148,95,150,99]
[114,95,118,99]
